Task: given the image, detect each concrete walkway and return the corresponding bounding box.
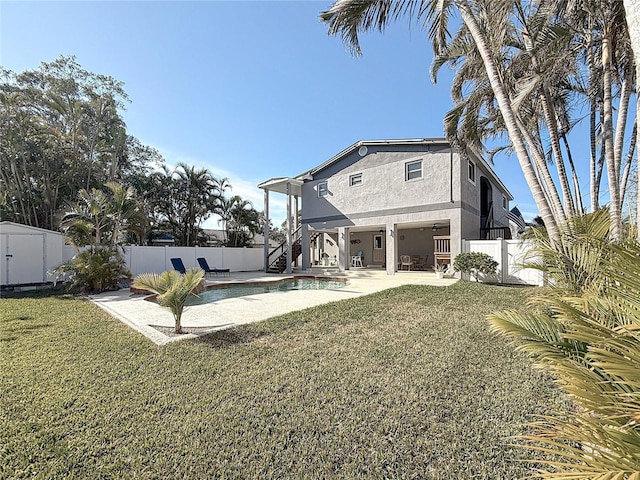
[89,269,458,345]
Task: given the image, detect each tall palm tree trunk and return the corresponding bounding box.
[516,116,567,225]
[601,34,623,240]
[456,1,560,240]
[622,0,640,239]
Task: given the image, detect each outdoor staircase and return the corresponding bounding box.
[267,228,321,274]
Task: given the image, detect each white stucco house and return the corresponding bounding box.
[259,138,513,275]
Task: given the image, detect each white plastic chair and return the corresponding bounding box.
[400,255,412,271]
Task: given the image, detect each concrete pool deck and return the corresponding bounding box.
[89,269,458,345]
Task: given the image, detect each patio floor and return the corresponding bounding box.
[89,269,458,345]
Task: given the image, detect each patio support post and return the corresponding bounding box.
[345,227,350,270]
[301,223,309,271]
[293,195,299,267]
[263,188,270,272]
[449,211,461,272]
[337,227,347,273]
[386,223,397,275]
[286,182,292,274]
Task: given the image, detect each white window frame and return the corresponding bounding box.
[405,160,423,181]
[317,181,328,197]
[468,160,476,184]
[349,173,363,187]
[502,195,507,209]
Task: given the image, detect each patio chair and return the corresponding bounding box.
[351,250,363,268]
[197,257,230,277]
[400,255,413,271]
[170,257,187,274]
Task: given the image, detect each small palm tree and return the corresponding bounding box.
[489,211,640,477]
[132,268,204,334]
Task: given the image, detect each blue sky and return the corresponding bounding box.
[1,0,540,228]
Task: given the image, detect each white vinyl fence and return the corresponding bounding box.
[4,243,264,287]
[120,246,263,276]
[461,239,544,286]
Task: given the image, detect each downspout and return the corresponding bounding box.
[450,148,454,203]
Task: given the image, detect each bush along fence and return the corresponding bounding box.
[460,239,543,286]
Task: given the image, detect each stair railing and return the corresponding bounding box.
[266,226,302,271]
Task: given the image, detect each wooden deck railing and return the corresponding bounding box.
[434,235,451,266]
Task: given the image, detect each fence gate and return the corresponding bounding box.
[1,234,45,286]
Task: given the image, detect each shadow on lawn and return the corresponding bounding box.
[195,325,272,349]
[1,319,52,342]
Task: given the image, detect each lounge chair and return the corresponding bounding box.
[170,257,187,274]
[197,257,230,277]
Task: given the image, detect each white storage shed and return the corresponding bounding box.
[0,221,69,287]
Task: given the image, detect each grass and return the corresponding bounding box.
[0,282,567,479]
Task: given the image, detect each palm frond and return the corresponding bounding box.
[133,268,204,334]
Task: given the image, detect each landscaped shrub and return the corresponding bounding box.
[53,248,131,293]
[132,268,204,334]
[453,252,498,282]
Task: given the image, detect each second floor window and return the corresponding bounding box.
[405,160,422,181]
[468,160,476,183]
[318,181,328,197]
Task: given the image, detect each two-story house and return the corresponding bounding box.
[259,138,512,275]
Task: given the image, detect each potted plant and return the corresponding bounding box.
[321,251,330,266]
[434,262,446,279]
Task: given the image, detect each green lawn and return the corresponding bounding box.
[1,282,567,479]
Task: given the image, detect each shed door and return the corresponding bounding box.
[2,234,45,286]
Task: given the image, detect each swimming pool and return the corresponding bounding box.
[186,277,347,305]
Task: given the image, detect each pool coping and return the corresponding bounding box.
[89,270,458,345]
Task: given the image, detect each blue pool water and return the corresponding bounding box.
[186,278,346,305]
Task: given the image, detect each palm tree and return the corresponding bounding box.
[224,195,260,247]
[175,162,217,246]
[60,182,146,250]
[216,196,236,244]
[105,181,148,248]
[322,0,561,239]
[321,0,637,241]
[488,210,640,476]
[56,182,144,292]
[60,187,112,250]
[132,268,204,334]
[623,0,640,240]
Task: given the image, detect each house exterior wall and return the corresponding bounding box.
[303,144,457,225]
[459,155,511,232]
[297,141,513,274]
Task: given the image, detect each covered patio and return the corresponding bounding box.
[258,179,453,276]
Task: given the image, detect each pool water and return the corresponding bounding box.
[186,278,346,305]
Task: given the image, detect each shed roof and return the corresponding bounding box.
[0,221,64,236]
